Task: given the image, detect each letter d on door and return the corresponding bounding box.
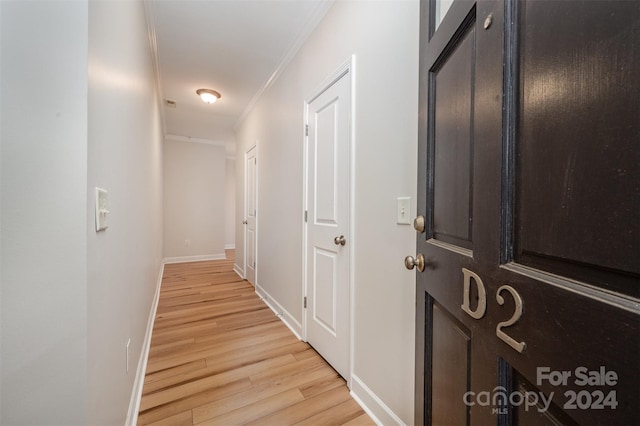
[461,268,487,320]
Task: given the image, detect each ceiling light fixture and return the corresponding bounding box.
[196,88,221,104]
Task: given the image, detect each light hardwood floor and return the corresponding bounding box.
[137,251,374,426]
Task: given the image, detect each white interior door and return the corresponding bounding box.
[245,145,257,285]
[305,67,351,379]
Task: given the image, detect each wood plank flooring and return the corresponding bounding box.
[137,252,374,426]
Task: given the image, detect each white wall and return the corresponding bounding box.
[1,1,89,424]
[225,158,236,249]
[1,1,163,424]
[87,1,164,424]
[164,139,226,260]
[235,1,419,424]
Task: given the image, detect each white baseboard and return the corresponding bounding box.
[254,282,303,340]
[125,263,164,426]
[162,253,226,264]
[224,244,236,250]
[233,264,245,279]
[350,374,406,426]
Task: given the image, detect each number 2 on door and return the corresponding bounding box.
[461,268,526,353]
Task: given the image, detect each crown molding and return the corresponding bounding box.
[233,0,335,131]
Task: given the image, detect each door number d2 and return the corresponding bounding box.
[461,268,526,353]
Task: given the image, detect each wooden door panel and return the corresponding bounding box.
[491,266,640,425]
[430,303,471,426]
[508,367,579,426]
[513,0,640,296]
[431,19,475,248]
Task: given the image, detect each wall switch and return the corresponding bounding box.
[397,197,411,225]
[95,187,109,232]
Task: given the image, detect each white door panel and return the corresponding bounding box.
[306,67,351,379]
[313,247,338,335]
[315,101,339,225]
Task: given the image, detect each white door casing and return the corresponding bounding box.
[245,145,257,285]
[304,62,352,380]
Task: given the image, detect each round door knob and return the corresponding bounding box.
[404,253,425,272]
[334,235,346,246]
[413,215,425,233]
[242,220,248,225]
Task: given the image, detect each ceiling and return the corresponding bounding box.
[149,0,333,157]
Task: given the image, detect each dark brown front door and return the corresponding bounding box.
[414,1,639,424]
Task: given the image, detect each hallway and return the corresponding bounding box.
[0,1,419,423]
[138,253,373,425]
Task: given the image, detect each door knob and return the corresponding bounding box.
[242,220,248,225]
[404,253,426,272]
[334,235,346,246]
[413,215,425,233]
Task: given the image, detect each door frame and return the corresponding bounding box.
[302,56,356,385]
[243,143,258,284]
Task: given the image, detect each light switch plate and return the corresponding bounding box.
[397,197,411,225]
[95,187,109,232]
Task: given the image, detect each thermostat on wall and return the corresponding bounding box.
[95,187,109,232]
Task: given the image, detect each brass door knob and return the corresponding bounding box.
[404,253,425,272]
[413,215,425,233]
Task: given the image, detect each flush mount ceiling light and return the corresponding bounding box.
[196,88,221,104]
